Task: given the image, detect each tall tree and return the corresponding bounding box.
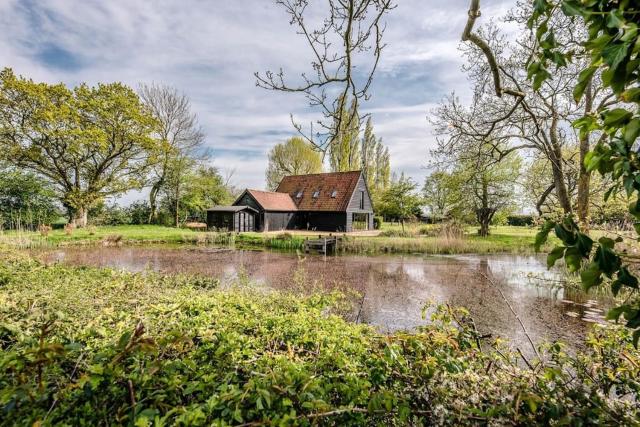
[378,174,422,232]
[455,151,522,237]
[265,137,323,190]
[422,170,460,222]
[329,98,361,172]
[0,69,157,227]
[139,83,206,224]
[162,165,230,224]
[361,117,391,197]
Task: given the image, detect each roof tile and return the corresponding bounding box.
[276,170,361,211]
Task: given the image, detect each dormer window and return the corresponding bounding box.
[312,190,320,198]
[295,190,303,199]
[331,190,337,198]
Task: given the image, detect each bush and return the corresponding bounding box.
[373,216,382,230]
[420,221,466,239]
[1,253,638,426]
[507,214,535,226]
[378,229,415,238]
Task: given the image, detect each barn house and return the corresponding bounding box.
[207,170,373,232]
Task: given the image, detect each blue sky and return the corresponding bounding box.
[0,0,515,198]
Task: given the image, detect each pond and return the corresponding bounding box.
[39,246,614,354]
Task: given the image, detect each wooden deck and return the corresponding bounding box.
[303,235,339,255]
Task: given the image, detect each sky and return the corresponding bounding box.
[0,0,516,202]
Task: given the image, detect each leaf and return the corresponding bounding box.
[580,262,602,291]
[560,0,583,16]
[621,87,640,103]
[535,220,555,251]
[618,267,639,289]
[547,246,566,269]
[602,42,629,70]
[576,233,593,257]
[602,108,633,127]
[606,10,624,29]
[564,247,582,272]
[623,118,640,144]
[573,67,597,102]
[606,305,629,321]
[532,68,552,90]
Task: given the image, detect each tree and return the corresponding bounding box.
[139,83,206,224]
[161,165,231,224]
[265,137,323,190]
[329,98,361,172]
[378,174,422,232]
[0,69,157,227]
[422,170,460,222]
[456,151,522,236]
[255,0,395,153]
[361,117,391,200]
[525,0,640,344]
[0,165,59,230]
[454,1,617,227]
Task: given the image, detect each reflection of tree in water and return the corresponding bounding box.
[43,247,607,353]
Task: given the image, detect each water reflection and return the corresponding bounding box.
[39,246,613,352]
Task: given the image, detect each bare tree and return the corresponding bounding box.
[255,0,395,153]
[139,83,207,225]
[443,1,616,224]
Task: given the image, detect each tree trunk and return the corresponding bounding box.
[72,207,88,228]
[401,218,405,232]
[148,180,162,224]
[476,179,494,237]
[476,207,495,237]
[577,80,593,230]
[549,115,573,214]
[174,182,180,228]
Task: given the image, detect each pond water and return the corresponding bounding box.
[39,246,614,353]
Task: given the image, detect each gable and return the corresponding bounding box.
[275,171,363,212]
[233,189,297,212]
[233,191,262,211]
[346,173,374,212]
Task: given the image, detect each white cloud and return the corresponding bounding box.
[0,0,518,197]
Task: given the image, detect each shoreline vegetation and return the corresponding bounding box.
[0,224,557,255]
[1,251,638,425]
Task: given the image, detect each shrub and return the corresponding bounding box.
[421,221,466,239]
[37,224,52,237]
[373,216,382,230]
[1,254,639,425]
[63,223,75,235]
[507,214,535,227]
[378,229,415,238]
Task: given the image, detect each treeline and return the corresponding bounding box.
[0,70,231,229]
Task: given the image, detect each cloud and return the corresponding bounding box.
[0,0,517,199]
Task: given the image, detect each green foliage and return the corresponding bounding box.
[530,0,640,344]
[0,253,638,425]
[0,68,158,225]
[377,174,423,229]
[507,215,535,227]
[265,137,323,191]
[0,166,59,230]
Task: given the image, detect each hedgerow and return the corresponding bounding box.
[0,252,638,426]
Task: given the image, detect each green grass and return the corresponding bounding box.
[0,224,553,254]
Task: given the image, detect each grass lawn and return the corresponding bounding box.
[0,223,555,254]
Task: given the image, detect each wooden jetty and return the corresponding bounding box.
[304,235,338,255]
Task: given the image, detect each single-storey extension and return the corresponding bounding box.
[207,170,374,232]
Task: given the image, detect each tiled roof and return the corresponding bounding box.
[276,171,362,212]
[207,205,258,212]
[245,189,298,211]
